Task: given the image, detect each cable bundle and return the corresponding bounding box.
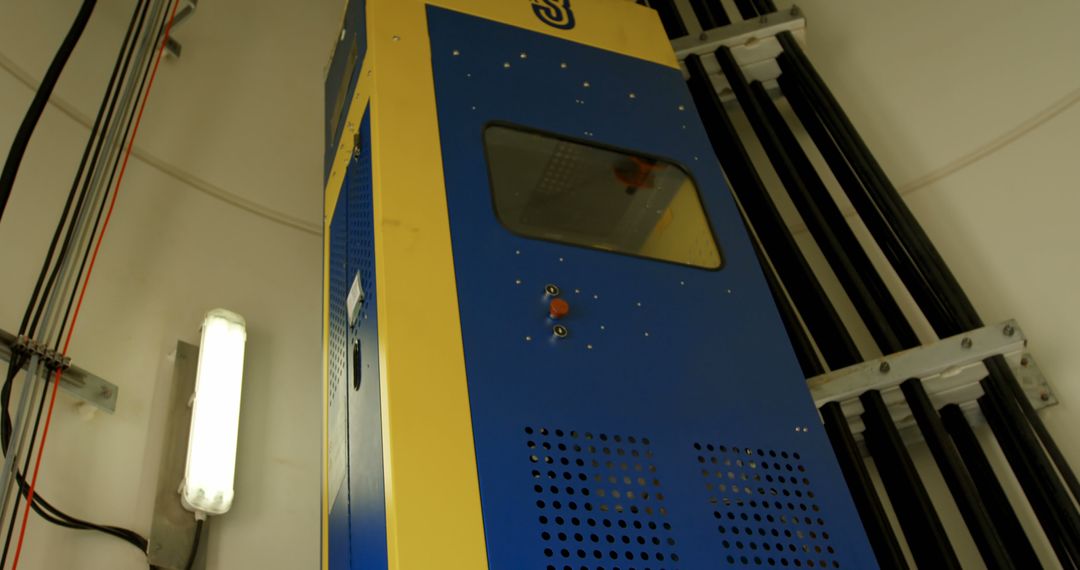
[0,0,182,566]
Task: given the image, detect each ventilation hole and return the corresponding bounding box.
[695,442,841,568]
[527,427,680,566]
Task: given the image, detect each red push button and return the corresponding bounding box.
[549,298,570,320]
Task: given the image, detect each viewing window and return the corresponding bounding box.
[484,125,722,269]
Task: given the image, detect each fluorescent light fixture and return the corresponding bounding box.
[181,308,247,516]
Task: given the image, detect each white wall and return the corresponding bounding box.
[0,0,340,568]
[0,0,1077,568]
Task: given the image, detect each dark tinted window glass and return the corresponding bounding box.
[484,126,721,269]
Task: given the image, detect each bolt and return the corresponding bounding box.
[961,337,973,349]
[545,284,560,296]
[553,325,569,339]
[1003,324,1016,337]
[879,361,891,374]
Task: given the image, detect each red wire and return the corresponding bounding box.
[10,0,182,566]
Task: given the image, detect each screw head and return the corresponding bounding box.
[553,325,569,338]
[961,337,973,349]
[1003,324,1016,337]
[879,361,891,373]
[1041,392,1050,402]
[545,284,560,297]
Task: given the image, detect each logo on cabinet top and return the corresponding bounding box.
[531,0,576,30]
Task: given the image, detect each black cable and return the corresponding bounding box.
[0,362,51,566]
[0,365,147,555]
[0,0,99,224]
[28,0,153,341]
[732,0,758,20]
[4,0,150,442]
[1,0,145,473]
[15,0,146,340]
[2,367,146,559]
[185,519,205,570]
[56,0,169,351]
[0,0,160,555]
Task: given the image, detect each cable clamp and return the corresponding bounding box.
[12,335,30,356]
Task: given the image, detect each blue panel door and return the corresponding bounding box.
[428,6,877,570]
[345,109,389,570]
[329,108,387,570]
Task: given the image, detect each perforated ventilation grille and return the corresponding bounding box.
[328,211,348,414]
[694,443,840,568]
[525,427,681,570]
[346,126,375,324]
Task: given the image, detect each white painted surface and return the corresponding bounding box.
[0,0,338,568]
[0,0,1077,568]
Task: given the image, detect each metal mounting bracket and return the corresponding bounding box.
[0,329,118,414]
[807,319,1056,451]
[673,4,807,100]
[148,341,206,570]
[165,0,199,58]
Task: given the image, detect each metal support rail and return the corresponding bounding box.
[651,0,1080,565]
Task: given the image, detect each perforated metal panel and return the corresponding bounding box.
[347,121,376,325]
[344,109,388,568]
[327,181,351,569]
[328,195,350,507]
[526,427,681,569]
[695,443,840,569]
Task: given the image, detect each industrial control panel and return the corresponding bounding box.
[323,1,878,568]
